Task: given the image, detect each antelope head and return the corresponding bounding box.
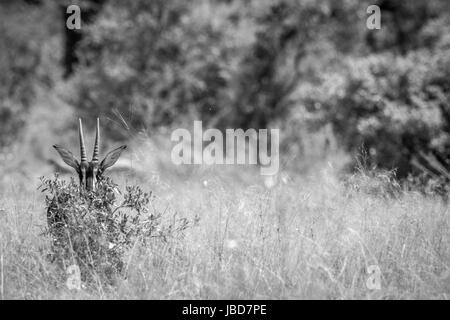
[53,118,127,191]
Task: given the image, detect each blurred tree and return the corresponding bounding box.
[69,0,234,139]
[61,0,107,78]
[229,0,342,130]
[2,0,448,182]
[302,47,450,177]
[366,0,450,54]
[0,0,56,148]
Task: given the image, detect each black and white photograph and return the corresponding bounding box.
[0,0,449,305]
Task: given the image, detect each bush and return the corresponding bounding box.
[301,47,450,178]
[39,174,190,284]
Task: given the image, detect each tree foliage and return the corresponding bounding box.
[1,0,450,179]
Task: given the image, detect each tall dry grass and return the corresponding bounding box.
[0,157,449,299]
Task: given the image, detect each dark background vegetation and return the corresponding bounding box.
[1,0,450,180]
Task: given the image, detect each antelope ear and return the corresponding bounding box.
[53,145,79,171]
[100,145,127,171]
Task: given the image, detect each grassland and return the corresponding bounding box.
[0,155,449,300]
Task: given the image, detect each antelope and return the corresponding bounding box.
[53,118,127,192]
[47,118,126,232]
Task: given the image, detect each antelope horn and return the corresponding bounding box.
[92,117,100,162]
[79,118,87,163]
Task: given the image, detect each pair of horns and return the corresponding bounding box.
[78,118,100,163]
